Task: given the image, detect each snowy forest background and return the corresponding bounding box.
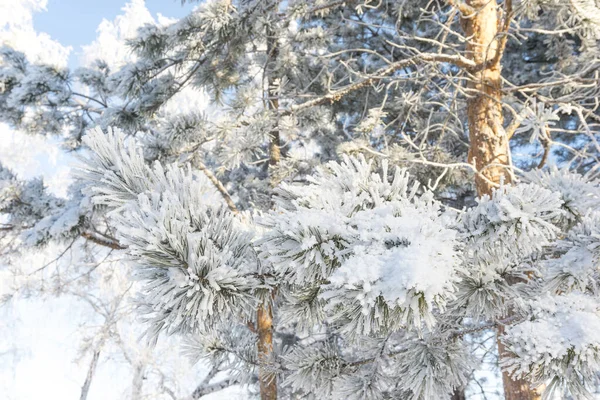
[1,0,600,399]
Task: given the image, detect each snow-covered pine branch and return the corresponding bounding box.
[260,155,461,335]
[502,293,600,400]
[79,128,260,344]
[0,162,87,248]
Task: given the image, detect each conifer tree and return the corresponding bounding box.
[2,1,600,399]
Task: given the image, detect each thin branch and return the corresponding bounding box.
[191,366,221,399]
[81,231,124,250]
[506,108,529,140]
[28,237,77,275]
[71,92,108,108]
[194,160,239,214]
[79,348,102,400]
[192,377,239,399]
[537,128,552,169]
[285,54,476,115]
[488,0,513,68]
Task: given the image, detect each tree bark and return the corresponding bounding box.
[256,21,280,400]
[463,0,511,195]
[461,1,538,399]
[257,299,277,400]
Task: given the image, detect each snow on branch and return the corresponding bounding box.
[502,293,600,399]
[79,128,259,344]
[260,155,461,334]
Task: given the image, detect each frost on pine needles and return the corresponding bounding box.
[525,166,600,226]
[545,211,600,294]
[282,344,343,398]
[456,182,564,320]
[260,155,460,334]
[79,128,258,343]
[502,293,600,399]
[462,182,563,261]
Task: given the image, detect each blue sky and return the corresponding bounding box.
[33,0,195,65]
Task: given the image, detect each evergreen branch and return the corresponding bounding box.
[346,316,524,369]
[71,92,108,108]
[286,54,476,115]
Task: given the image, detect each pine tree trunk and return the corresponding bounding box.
[461,1,538,399]
[256,21,280,400]
[257,300,277,400]
[463,0,511,194]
